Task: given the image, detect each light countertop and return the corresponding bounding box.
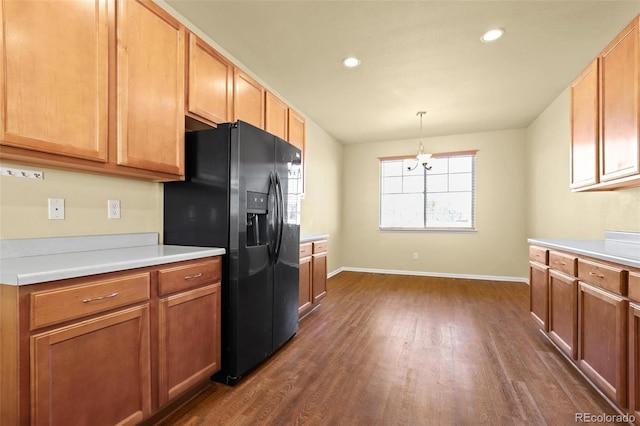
[300,233,329,243]
[0,233,225,286]
[528,231,640,269]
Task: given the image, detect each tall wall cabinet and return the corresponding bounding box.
[570,14,640,191]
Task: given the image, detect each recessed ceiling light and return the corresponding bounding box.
[342,57,361,68]
[481,28,504,42]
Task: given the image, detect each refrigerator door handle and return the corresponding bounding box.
[274,172,285,262]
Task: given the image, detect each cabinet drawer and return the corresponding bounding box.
[578,258,627,296]
[300,242,312,258]
[549,251,577,276]
[529,246,548,264]
[30,273,151,330]
[629,272,640,302]
[158,257,221,296]
[313,240,328,254]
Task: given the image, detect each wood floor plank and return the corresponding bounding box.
[157,272,620,425]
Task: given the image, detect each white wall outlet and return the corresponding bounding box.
[412,252,419,260]
[48,198,64,220]
[108,200,121,219]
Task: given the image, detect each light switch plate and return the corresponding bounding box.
[48,198,64,220]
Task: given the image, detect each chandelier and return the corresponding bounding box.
[407,111,432,171]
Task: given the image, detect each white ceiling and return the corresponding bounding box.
[165,0,640,144]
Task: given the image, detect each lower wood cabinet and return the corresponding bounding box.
[528,243,640,419]
[299,238,328,319]
[629,302,640,420]
[529,258,549,331]
[548,269,578,359]
[298,242,313,317]
[158,283,221,407]
[31,305,152,426]
[312,240,328,303]
[578,281,628,407]
[0,256,222,426]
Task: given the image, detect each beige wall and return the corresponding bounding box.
[526,88,640,239]
[0,161,163,239]
[299,120,344,275]
[0,117,343,254]
[341,129,529,280]
[0,119,343,275]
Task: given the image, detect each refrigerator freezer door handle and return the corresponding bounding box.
[274,172,284,262]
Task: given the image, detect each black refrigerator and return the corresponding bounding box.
[164,121,302,385]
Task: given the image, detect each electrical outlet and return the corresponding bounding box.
[107,200,121,219]
[48,198,64,220]
[412,252,419,260]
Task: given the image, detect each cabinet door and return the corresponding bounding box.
[117,0,185,176]
[629,302,640,420]
[578,281,627,407]
[570,59,599,189]
[287,109,305,151]
[529,261,549,331]
[265,92,288,140]
[288,109,306,192]
[158,283,221,407]
[186,33,232,125]
[312,252,327,303]
[233,69,265,129]
[299,254,312,317]
[548,270,578,359]
[31,305,151,426]
[1,0,108,161]
[600,17,639,182]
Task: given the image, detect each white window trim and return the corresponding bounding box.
[378,150,477,233]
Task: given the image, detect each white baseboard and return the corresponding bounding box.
[328,266,529,284]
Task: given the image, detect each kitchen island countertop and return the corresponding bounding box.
[0,233,225,286]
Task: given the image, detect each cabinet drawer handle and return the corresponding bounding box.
[82,292,119,303]
[588,271,605,279]
[184,273,203,280]
[555,261,566,265]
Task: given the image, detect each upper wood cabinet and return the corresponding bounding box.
[117,0,185,177]
[0,0,305,182]
[570,14,640,191]
[186,33,233,126]
[0,0,185,181]
[233,68,265,129]
[0,0,109,162]
[600,16,639,183]
[288,108,306,192]
[265,91,289,140]
[570,59,599,189]
[287,108,306,153]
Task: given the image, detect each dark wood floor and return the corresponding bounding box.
[159,272,619,425]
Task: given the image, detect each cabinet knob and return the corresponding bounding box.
[588,271,605,279]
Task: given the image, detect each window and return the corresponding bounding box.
[379,152,476,231]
